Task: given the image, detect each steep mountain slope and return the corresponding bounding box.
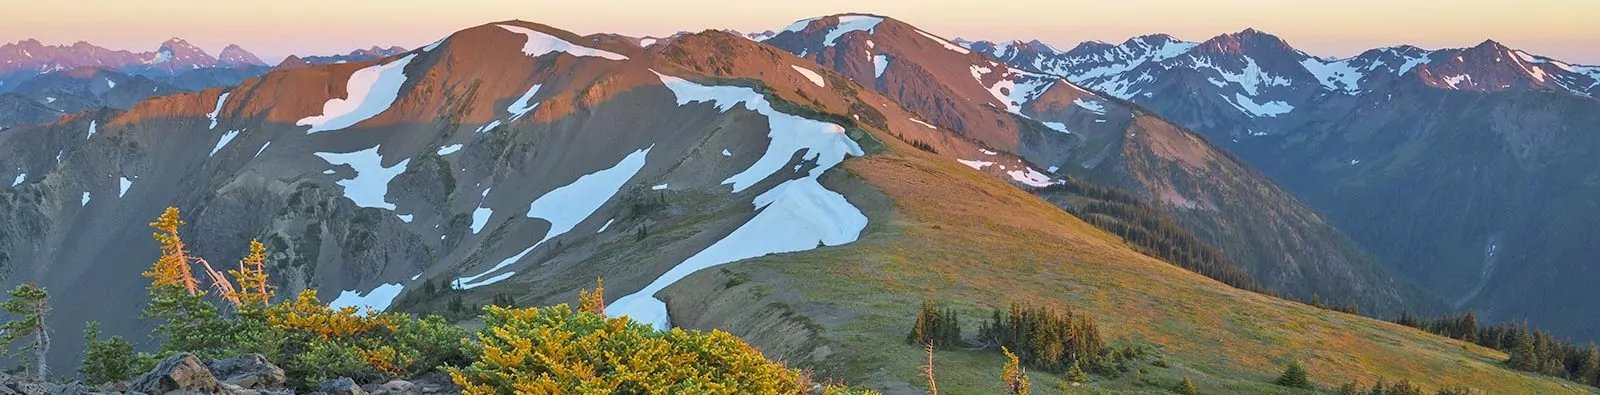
[973,30,1600,340]
[762,14,1429,314]
[0,19,975,369]
[0,17,1587,394]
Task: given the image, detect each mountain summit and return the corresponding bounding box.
[217,44,267,67]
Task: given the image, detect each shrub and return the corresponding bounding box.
[449,304,806,394]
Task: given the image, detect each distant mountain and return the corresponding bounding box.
[294,46,409,65]
[763,14,1433,314]
[217,44,267,67]
[971,30,1600,341]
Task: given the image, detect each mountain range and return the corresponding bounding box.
[963,29,1600,341]
[0,14,1591,393]
[0,40,412,129]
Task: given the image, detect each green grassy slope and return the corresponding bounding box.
[662,133,1592,394]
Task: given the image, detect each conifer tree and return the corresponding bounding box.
[1274,360,1312,389]
[227,240,274,310]
[0,284,49,380]
[1579,343,1600,386]
[78,322,137,385]
[1176,375,1199,395]
[141,208,229,355]
[1064,359,1088,385]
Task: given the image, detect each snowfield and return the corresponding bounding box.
[208,92,230,130]
[654,71,863,193]
[86,121,97,139]
[507,84,542,121]
[916,29,971,54]
[823,16,885,46]
[314,146,410,210]
[210,129,240,157]
[1073,98,1108,114]
[436,144,463,156]
[455,146,654,288]
[1006,167,1053,187]
[329,283,404,312]
[873,55,890,78]
[791,65,825,87]
[608,176,867,329]
[958,159,994,170]
[608,71,868,329]
[10,173,23,187]
[118,177,132,198]
[498,24,628,61]
[298,54,416,134]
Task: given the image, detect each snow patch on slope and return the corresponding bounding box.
[1223,93,1294,117]
[498,24,628,60]
[314,147,410,210]
[607,71,868,329]
[10,173,22,187]
[873,55,890,78]
[208,92,230,129]
[916,30,970,54]
[654,71,863,193]
[957,159,994,169]
[210,129,240,157]
[455,146,653,288]
[507,84,542,121]
[436,144,463,156]
[1006,167,1052,187]
[328,283,404,312]
[298,55,415,134]
[1073,98,1108,114]
[608,177,866,329]
[86,121,97,139]
[118,177,132,198]
[1301,57,1365,93]
[822,16,884,46]
[791,65,825,87]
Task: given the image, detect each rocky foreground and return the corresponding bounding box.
[3,353,457,395]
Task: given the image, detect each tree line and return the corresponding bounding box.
[1395,310,1599,388]
[1037,176,1267,294]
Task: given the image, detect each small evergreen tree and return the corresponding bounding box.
[1176,375,1199,395]
[1064,359,1088,384]
[1274,360,1312,389]
[1001,347,1030,395]
[79,322,137,385]
[0,284,50,380]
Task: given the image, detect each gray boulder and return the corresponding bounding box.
[129,353,222,394]
[311,378,363,395]
[205,354,285,389]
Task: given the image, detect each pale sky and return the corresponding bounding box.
[2,0,1594,64]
